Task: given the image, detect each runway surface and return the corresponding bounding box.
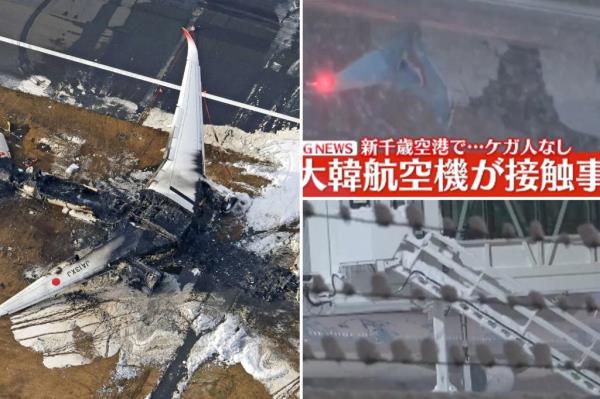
[0,0,299,131]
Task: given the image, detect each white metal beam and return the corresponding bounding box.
[486,264,600,295]
[432,303,454,393]
[503,200,525,238]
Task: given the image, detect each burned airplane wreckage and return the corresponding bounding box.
[0,28,297,318]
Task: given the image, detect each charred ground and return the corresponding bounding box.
[0,86,299,398]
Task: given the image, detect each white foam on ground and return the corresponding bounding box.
[97,95,139,114]
[203,125,300,233]
[245,233,281,255]
[114,352,140,381]
[129,169,154,182]
[142,108,173,131]
[0,73,140,117]
[191,313,221,334]
[0,74,53,98]
[244,136,298,231]
[174,314,298,399]
[10,273,298,396]
[17,75,53,97]
[243,232,298,261]
[10,274,192,369]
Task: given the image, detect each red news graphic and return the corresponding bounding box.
[303,137,600,197]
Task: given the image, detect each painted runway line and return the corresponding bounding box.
[0,35,300,124]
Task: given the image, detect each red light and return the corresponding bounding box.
[51,278,61,286]
[313,71,336,94]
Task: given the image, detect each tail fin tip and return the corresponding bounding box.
[181,27,194,42]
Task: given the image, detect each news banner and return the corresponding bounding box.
[302,137,600,196]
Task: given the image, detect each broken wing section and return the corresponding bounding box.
[0,133,12,183]
[149,28,205,212]
[0,133,9,158]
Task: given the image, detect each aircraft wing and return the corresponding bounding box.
[149,28,205,212]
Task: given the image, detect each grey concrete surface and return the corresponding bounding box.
[0,0,299,130]
[303,0,600,150]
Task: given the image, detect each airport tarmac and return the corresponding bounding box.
[0,0,299,131]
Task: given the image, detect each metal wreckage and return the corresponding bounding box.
[0,28,298,318]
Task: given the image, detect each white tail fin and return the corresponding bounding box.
[149,28,204,211]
